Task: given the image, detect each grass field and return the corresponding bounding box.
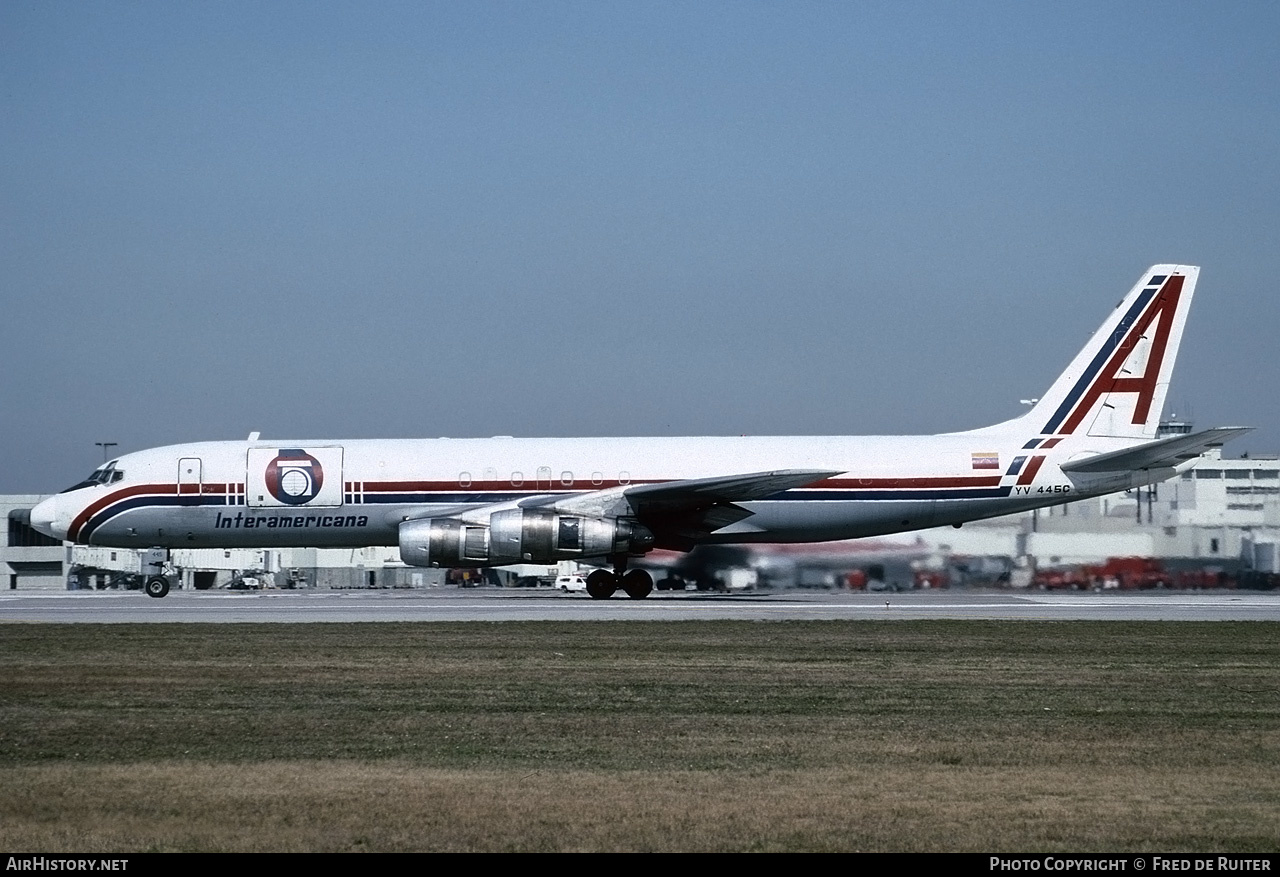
[0,620,1277,852]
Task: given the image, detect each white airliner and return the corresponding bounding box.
[30,265,1248,599]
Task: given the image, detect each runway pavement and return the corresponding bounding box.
[2,587,1279,622]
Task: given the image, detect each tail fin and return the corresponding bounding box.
[1010,265,1199,440]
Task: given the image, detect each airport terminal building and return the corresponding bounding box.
[3,495,65,590]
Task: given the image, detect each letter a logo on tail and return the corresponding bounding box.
[1031,266,1199,440]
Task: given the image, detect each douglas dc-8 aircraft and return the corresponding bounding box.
[30,265,1248,598]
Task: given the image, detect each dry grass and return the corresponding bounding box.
[0,621,1277,851]
[1,761,1275,852]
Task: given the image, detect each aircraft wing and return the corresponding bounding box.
[529,468,841,515]
[528,468,842,550]
[1059,427,1253,474]
[620,468,842,511]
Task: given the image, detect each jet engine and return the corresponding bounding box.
[398,508,654,568]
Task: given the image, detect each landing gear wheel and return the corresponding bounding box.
[585,569,617,600]
[144,576,170,599]
[621,569,653,600]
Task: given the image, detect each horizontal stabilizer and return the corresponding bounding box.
[1059,427,1253,474]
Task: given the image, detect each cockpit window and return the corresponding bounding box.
[59,461,125,493]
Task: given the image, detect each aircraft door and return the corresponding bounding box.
[178,458,202,495]
[537,466,552,491]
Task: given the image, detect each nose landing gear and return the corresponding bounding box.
[141,547,173,598]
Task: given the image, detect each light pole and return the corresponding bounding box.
[95,442,117,463]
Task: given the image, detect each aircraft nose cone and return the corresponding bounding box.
[29,497,66,541]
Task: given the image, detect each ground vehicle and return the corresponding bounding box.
[556,574,587,592]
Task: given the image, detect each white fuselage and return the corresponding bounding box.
[33,430,1149,553]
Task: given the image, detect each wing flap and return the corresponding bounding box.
[1059,427,1252,474]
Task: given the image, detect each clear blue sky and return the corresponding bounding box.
[3,1,1277,492]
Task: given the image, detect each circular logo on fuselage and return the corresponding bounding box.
[265,449,324,505]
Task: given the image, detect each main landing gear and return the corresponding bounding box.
[585,558,653,600]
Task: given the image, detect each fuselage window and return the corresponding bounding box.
[459,472,472,488]
[591,471,604,486]
[511,472,524,487]
[618,471,630,485]
[560,471,573,486]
